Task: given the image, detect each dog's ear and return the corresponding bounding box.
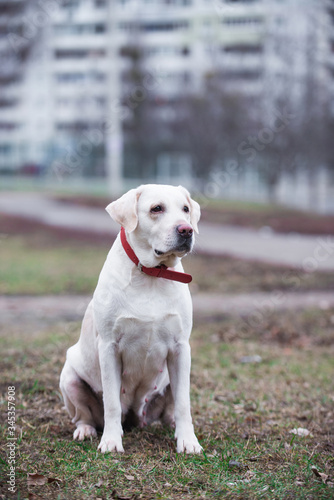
[178,186,201,234]
[106,188,141,232]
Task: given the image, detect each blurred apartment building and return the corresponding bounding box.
[0,0,332,183]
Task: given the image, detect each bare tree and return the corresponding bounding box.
[170,73,254,180]
[121,44,163,179]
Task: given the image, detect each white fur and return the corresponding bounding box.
[60,184,202,454]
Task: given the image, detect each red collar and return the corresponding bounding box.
[120,227,192,284]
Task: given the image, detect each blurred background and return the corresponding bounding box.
[0,0,334,212]
[1,4,334,496]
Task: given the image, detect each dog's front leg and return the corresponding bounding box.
[168,342,202,454]
[98,340,124,453]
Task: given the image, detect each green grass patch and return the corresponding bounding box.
[1,309,334,499]
[0,235,105,295]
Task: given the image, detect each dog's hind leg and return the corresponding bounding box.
[60,361,103,441]
[146,384,175,427]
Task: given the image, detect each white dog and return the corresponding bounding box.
[60,184,202,454]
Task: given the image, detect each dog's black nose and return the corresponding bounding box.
[177,224,193,239]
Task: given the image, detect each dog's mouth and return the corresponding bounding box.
[154,232,193,259]
[154,243,192,258]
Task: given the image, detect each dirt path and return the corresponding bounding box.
[1,191,334,270]
[1,291,333,329]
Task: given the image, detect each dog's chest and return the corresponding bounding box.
[114,313,181,363]
[114,315,179,411]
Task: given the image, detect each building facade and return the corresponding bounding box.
[0,0,332,192]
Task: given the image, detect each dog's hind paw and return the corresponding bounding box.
[73,424,97,441]
[98,435,124,453]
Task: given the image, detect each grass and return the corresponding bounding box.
[0,235,103,295]
[1,211,334,498]
[1,310,334,499]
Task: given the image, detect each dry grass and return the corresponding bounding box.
[1,309,334,499]
[1,210,334,498]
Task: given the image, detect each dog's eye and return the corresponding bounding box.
[183,206,190,213]
[151,205,163,213]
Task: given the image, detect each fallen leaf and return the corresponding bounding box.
[228,460,242,469]
[227,479,251,486]
[214,395,226,402]
[125,474,135,481]
[27,473,47,486]
[47,477,61,484]
[245,470,256,479]
[27,473,62,487]
[311,466,329,484]
[244,401,257,412]
[266,419,278,427]
[239,355,262,364]
[290,428,312,437]
[295,480,305,486]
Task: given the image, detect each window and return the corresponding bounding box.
[55,72,86,83]
[144,45,190,57]
[55,71,106,83]
[226,0,259,3]
[56,122,88,132]
[0,123,18,130]
[222,69,262,80]
[224,44,263,54]
[62,0,80,8]
[0,3,25,14]
[54,23,106,35]
[142,20,189,31]
[119,20,189,32]
[56,122,100,132]
[95,24,106,33]
[223,17,263,26]
[0,144,11,154]
[163,0,192,4]
[0,75,21,85]
[56,96,106,107]
[0,99,18,108]
[55,49,106,59]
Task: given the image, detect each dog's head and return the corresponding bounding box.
[106,184,201,268]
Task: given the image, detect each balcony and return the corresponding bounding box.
[225,50,263,67]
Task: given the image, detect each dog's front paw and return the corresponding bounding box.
[176,432,202,454]
[98,434,124,453]
[73,424,97,441]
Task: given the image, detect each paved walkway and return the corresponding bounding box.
[1,191,334,270]
[1,292,334,328]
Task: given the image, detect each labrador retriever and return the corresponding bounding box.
[59,184,202,454]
